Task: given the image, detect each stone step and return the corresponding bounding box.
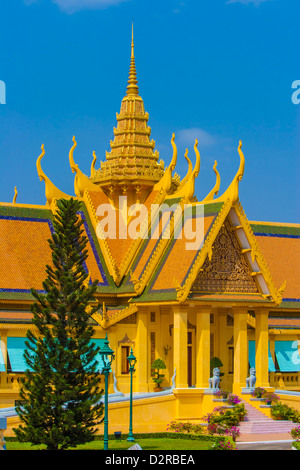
[240,423,295,429]
[239,426,295,432]
[238,399,296,435]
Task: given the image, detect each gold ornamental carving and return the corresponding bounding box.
[191,219,259,294]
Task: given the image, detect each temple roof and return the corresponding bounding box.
[0,29,299,329]
[0,197,299,327]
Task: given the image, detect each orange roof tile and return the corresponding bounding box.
[255,235,300,300]
[151,214,215,291]
[0,218,52,291]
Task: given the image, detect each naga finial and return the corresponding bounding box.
[154,133,178,194]
[170,133,178,171]
[212,140,245,204]
[68,136,102,197]
[171,138,200,201]
[36,144,46,182]
[36,144,71,206]
[175,149,193,192]
[184,138,201,201]
[91,151,97,178]
[69,136,78,173]
[13,186,18,204]
[193,139,200,176]
[202,160,221,202]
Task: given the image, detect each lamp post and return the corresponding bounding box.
[99,334,115,450]
[127,347,137,442]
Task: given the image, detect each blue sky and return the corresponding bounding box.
[0,0,299,222]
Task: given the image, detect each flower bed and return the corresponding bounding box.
[251,387,280,405]
[291,425,300,449]
[166,421,236,450]
[166,391,247,450]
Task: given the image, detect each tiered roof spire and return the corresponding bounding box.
[91,25,164,205]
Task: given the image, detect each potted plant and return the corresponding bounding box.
[213,389,229,400]
[151,358,166,391]
[251,387,266,399]
[227,394,241,406]
[262,391,279,405]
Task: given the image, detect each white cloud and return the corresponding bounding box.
[176,128,216,147]
[51,0,131,13]
[226,0,273,5]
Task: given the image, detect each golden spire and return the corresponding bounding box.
[91,25,164,205]
[126,23,139,96]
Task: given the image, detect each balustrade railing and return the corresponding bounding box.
[270,372,300,390]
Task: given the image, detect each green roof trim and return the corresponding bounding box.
[251,223,300,237]
[277,300,300,309]
[0,204,52,220]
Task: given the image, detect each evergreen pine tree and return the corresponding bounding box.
[14,198,104,450]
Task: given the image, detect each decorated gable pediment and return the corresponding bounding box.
[191,218,258,294]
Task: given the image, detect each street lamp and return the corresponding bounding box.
[99,333,115,450]
[127,347,137,442]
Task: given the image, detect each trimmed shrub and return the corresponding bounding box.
[271,402,300,423]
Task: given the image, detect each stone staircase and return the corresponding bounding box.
[239,400,296,435]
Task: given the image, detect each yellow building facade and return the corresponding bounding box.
[0,31,300,433]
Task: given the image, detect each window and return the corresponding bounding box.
[121,346,130,374]
[150,311,156,323]
[228,347,234,374]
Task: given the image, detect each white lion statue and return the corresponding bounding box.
[246,367,256,388]
[208,367,220,390]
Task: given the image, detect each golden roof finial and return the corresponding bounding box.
[127,23,139,95]
[202,160,221,201]
[13,186,18,204]
[172,138,200,201]
[131,22,134,59]
[212,140,245,204]
[36,144,71,206]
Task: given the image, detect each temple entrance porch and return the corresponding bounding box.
[171,304,271,395]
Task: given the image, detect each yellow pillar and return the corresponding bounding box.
[0,331,7,388]
[173,305,188,388]
[136,307,149,392]
[233,308,248,394]
[195,308,211,388]
[218,309,229,389]
[255,309,270,388]
[269,335,275,388]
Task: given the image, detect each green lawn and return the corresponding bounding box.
[5,436,216,451]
